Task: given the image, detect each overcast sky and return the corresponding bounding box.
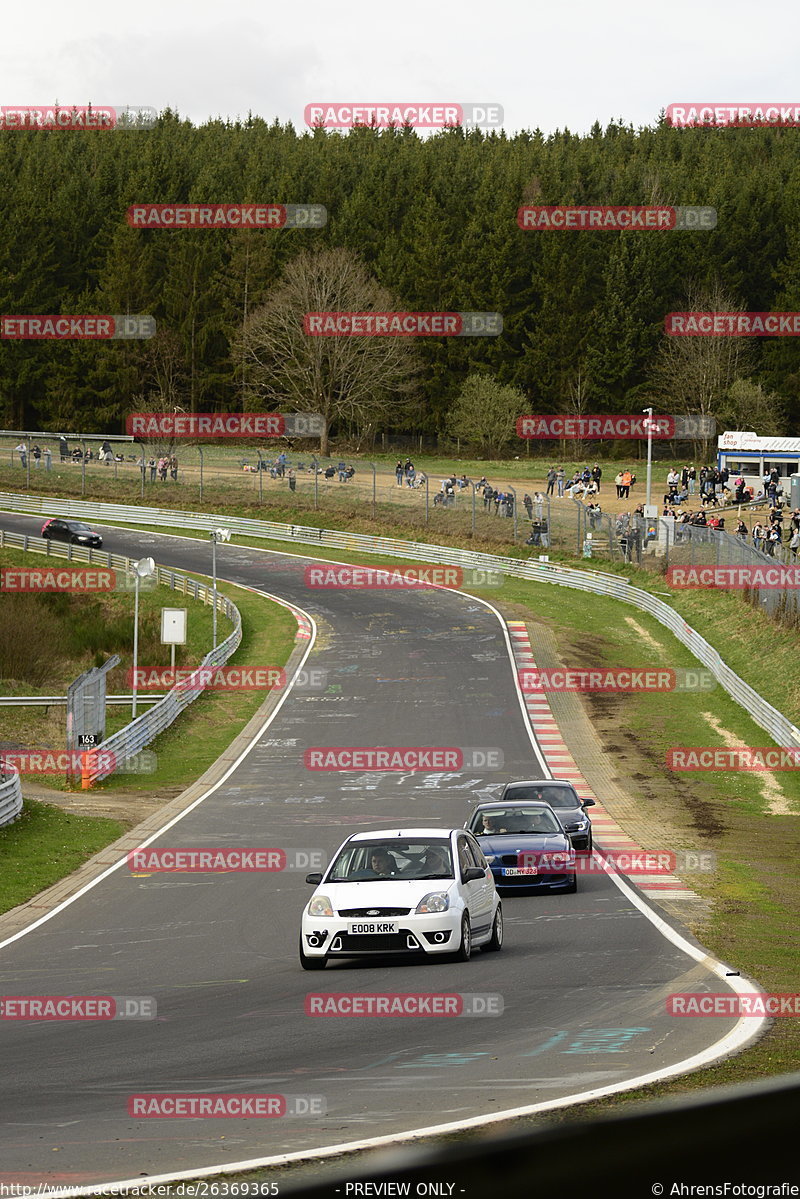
[3,0,799,136]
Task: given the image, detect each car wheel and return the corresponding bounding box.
[484,905,503,952]
[565,873,578,894]
[299,937,326,970]
[452,914,472,962]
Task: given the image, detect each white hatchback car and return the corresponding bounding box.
[299,827,502,970]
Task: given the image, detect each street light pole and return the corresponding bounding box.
[211,533,217,650]
[644,406,654,513]
[131,557,156,718]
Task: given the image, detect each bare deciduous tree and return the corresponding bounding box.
[652,279,755,459]
[238,248,422,455]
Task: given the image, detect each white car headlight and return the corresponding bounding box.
[415,892,450,914]
[307,895,334,917]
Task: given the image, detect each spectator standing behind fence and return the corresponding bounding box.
[752,522,764,552]
[58,435,68,462]
[407,465,416,487]
[614,470,623,498]
[556,467,565,497]
[395,461,403,486]
[621,469,632,498]
[148,457,156,482]
[15,442,26,468]
[32,443,41,467]
[158,457,168,481]
[546,466,557,495]
[523,493,533,520]
[288,468,296,492]
[170,455,178,481]
[43,446,51,471]
[591,464,602,493]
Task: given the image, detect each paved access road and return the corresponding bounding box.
[0,519,751,1188]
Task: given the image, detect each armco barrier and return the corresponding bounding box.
[0,770,23,827]
[1,492,799,753]
[0,527,241,785]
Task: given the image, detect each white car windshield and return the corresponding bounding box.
[328,841,453,881]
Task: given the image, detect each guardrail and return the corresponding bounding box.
[0,770,23,827]
[1,491,798,753]
[0,696,165,707]
[0,527,242,785]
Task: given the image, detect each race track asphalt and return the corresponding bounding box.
[0,518,751,1187]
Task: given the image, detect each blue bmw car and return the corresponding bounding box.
[465,801,577,893]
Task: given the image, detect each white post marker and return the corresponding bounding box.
[161,608,187,675]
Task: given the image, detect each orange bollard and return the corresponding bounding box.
[81,751,93,790]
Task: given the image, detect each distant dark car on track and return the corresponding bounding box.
[499,779,595,852]
[465,800,577,893]
[41,518,103,548]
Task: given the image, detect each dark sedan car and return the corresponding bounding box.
[499,780,595,852]
[41,518,103,548]
[465,801,577,892]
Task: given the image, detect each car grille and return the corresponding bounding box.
[334,932,415,953]
[338,907,411,917]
